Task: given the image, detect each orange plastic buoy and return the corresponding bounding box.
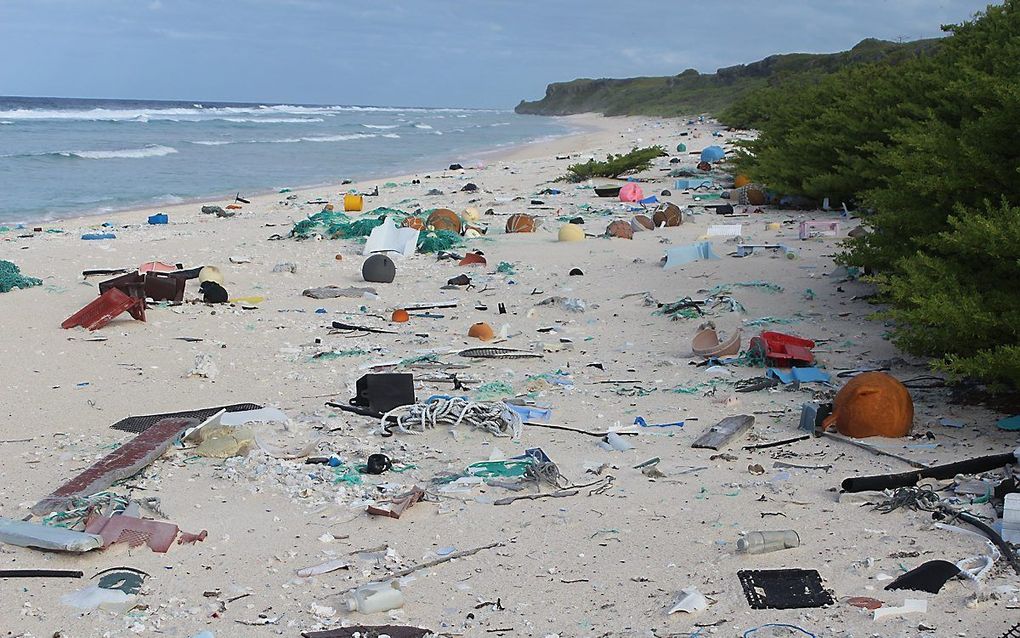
[734,174,751,188]
[467,322,495,341]
[506,213,537,233]
[631,214,655,231]
[427,208,463,234]
[226,204,242,210]
[403,216,425,230]
[822,372,914,438]
[652,203,683,227]
[391,309,409,323]
[459,252,487,266]
[606,220,633,239]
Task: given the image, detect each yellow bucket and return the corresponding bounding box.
[343,194,363,212]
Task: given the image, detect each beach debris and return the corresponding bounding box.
[426,208,463,233]
[0,517,103,553]
[362,254,396,283]
[822,372,913,438]
[691,321,741,357]
[187,352,218,379]
[558,223,585,242]
[110,403,263,433]
[506,213,536,233]
[799,219,840,239]
[31,417,196,515]
[885,560,961,593]
[748,331,815,367]
[663,241,719,268]
[85,513,205,553]
[201,205,226,215]
[738,569,834,610]
[302,627,432,638]
[668,587,709,614]
[200,280,228,303]
[363,217,419,257]
[460,250,487,266]
[382,397,522,438]
[606,219,634,239]
[344,193,364,212]
[302,285,377,299]
[691,415,755,450]
[367,486,426,519]
[458,347,542,359]
[62,288,145,330]
[0,260,42,293]
[272,262,298,273]
[297,559,350,578]
[737,530,800,554]
[344,580,404,614]
[468,321,495,341]
[351,373,416,415]
[873,598,927,621]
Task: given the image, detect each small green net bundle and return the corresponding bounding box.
[0,260,42,293]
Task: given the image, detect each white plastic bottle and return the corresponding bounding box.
[345,580,404,614]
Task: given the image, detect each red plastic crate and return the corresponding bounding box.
[749,331,815,367]
[62,288,145,331]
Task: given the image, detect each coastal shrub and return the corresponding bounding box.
[725,0,1020,391]
[561,146,666,182]
[874,200,1020,390]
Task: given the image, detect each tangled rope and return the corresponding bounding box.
[873,485,940,514]
[381,397,522,438]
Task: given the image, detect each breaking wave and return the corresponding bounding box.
[63,145,179,159]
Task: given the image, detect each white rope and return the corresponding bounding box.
[933,522,1001,592]
[380,398,522,438]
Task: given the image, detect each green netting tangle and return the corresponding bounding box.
[0,260,42,293]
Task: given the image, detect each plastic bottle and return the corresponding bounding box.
[345,580,404,613]
[737,530,800,554]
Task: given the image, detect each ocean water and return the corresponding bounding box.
[0,96,571,223]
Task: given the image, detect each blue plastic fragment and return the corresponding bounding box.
[997,415,1020,431]
[634,416,684,428]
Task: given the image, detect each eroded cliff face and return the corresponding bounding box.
[515,38,938,117]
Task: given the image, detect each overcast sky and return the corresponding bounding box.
[0,0,995,109]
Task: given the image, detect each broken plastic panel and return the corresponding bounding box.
[737,569,834,610]
[363,217,420,257]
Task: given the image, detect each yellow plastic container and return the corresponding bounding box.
[343,194,364,212]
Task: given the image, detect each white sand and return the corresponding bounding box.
[0,114,1017,637]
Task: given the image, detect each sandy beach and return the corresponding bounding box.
[1,113,1017,638]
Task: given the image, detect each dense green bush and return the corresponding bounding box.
[561,146,666,182]
[725,0,1020,390]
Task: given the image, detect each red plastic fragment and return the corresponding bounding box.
[61,288,145,331]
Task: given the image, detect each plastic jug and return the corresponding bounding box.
[736,530,800,554]
[345,580,403,613]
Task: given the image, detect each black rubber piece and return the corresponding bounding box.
[885,560,961,593]
[0,570,83,578]
[841,451,1017,493]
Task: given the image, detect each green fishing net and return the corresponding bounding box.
[417,230,462,253]
[0,260,42,293]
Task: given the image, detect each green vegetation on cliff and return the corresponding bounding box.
[515,38,938,117]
